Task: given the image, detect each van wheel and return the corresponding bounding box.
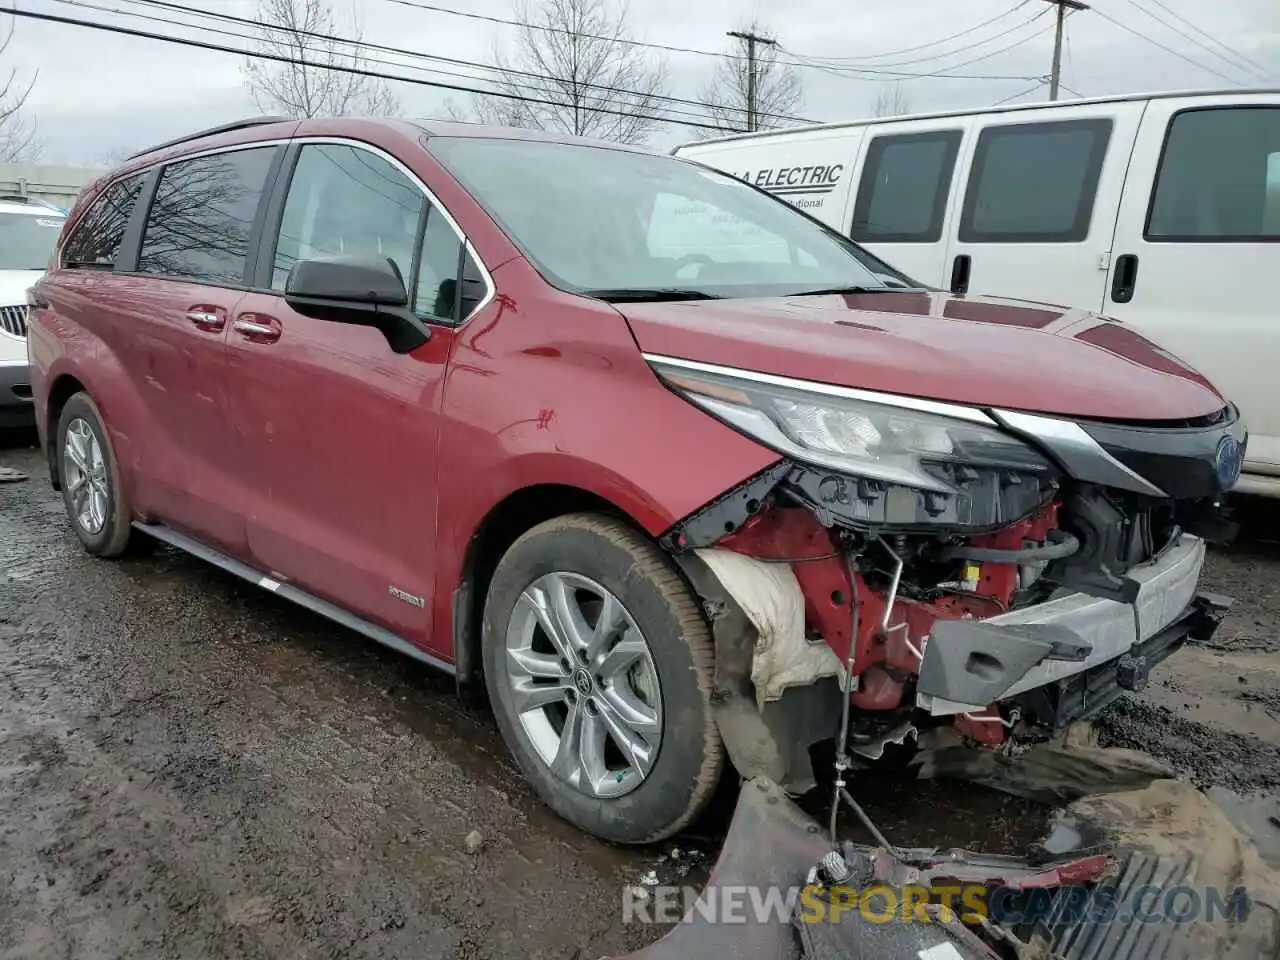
[56,392,133,557]
[482,513,723,844]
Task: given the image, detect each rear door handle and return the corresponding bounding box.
[185,307,226,332]
[950,254,971,295]
[232,314,282,344]
[1111,254,1139,304]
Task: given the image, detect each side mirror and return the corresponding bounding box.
[284,255,430,353]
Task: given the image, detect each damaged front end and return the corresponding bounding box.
[650,356,1241,794]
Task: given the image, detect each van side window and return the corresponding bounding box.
[272,144,424,296]
[959,119,1112,243]
[1147,107,1280,242]
[61,174,145,269]
[851,131,961,243]
[137,147,277,284]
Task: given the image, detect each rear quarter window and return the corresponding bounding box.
[61,174,145,269]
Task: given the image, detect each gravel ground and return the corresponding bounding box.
[2,430,1279,959]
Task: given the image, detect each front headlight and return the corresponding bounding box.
[651,358,1052,494]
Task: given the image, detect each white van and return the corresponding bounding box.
[673,89,1280,495]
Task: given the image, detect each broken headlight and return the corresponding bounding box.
[652,358,1054,525]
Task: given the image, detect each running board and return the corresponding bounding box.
[133,522,456,676]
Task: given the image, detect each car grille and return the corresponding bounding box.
[0,304,26,338]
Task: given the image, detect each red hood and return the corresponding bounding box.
[620,291,1226,421]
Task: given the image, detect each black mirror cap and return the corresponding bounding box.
[285,255,409,307]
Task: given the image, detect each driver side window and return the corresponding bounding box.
[272,144,425,295]
[272,143,479,322]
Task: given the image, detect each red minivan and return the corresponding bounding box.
[28,117,1239,843]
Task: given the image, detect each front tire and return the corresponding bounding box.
[482,513,722,844]
[55,392,133,557]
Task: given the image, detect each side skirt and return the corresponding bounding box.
[133,522,456,677]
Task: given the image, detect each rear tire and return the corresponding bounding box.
[482,513,722,844]
[55,392,133,557]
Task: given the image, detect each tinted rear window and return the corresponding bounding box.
[138,147,277,284]
[61,175,143,269]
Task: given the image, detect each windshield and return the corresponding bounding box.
[0,212,64,270]
[428,137,916,300]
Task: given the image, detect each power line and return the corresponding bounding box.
[389,0,1043,81]
[793,5,1047,70]
[1090,7,1245,84]
[0,5,737,131]
[990,80,1045,105]
[790,2,1031,63]
[783,12,1053,81]
[1137,0,1274,79]
[58,0,813,125]
[1121,0,1266,82]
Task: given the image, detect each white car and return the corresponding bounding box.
[0,195,65,426]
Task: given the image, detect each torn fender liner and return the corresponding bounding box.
[916,620,1090,711]
[695,547,844,707]
[676,552,841,794]
[607,778,830,960]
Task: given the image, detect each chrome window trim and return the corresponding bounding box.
[290,137,495,322]
[643,353,999,425]
[68,136,497,322]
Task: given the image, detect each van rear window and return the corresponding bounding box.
[1147,106,1280,242]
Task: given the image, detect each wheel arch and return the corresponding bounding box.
[45,372,88,490]
[450,482,660,690]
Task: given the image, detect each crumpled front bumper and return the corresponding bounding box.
[916,535,1227,720]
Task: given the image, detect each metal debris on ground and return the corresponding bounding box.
[0,466,27,483]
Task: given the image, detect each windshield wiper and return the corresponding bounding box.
[584,288,723,303]
[787,285,903,296]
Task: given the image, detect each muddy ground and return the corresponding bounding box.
[2,431,1279,959]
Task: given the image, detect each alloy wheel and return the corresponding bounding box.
[504,571,663,799]
[63,417,110,535]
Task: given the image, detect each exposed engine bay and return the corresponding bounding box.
[652,357,1243,793]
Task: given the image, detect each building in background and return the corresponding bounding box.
[0,164,104,213]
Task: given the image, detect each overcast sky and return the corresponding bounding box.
[6,0,1279,166]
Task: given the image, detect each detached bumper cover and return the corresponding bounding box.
[917,535,1216,717]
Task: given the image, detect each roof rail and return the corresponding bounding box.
[126,116,292,161]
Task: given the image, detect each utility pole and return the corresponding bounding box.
[727,29,778,132]
[1042,0,1088,101]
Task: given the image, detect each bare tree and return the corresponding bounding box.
[0,20,39,161]
[467,0,668,145]
[243,0,399,118]
[872,83,912,118]
[694,22,801,138]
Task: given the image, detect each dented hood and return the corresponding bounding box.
[620,290,1227,422]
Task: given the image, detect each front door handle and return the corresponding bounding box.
[232,314,282,344]
[950,254,972,295]
[1111,254,1139,304]
[185,307,226,332]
